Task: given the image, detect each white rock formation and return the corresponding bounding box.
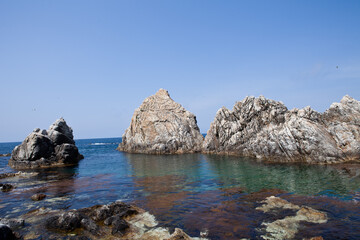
[117,89,204,154]
[203,95,360,163]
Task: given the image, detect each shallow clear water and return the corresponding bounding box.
[1,138,360,239]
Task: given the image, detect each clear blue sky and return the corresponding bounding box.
[1,0,359,142]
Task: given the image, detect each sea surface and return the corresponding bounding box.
[1,138,360,239]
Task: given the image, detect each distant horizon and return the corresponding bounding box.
[1,0,359,142]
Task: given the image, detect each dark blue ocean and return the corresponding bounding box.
[1,138,360,239]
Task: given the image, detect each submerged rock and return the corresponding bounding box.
[31,193,46,201]
[117,89,204,154]
[0,171,38,179]
[256,196,300,213]
[204,95,360,163]
[16,200,207,240]
[0,153,11,157]
[0,183,15,192]
[9,118,84,169]
[257,196,327,240]
[0,218,25,229]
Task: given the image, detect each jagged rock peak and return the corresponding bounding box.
[155,88,170,97]
[204,95,360,163]
[117,89,204,154]
[9,118,83,169]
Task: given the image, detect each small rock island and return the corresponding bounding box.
[9,118,84,169]
[117,89,204,154]
[203,95,360,163]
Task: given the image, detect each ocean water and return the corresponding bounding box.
[1,138,360,239]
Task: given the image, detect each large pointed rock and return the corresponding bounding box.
[117,89,204,154]
[9,118,84,169]
[203,95,360,163]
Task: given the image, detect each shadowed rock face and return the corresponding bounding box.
[9,118,84,169]
[203,95,360,163]
[117,89,204,154]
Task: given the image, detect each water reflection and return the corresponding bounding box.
[204,155,360,198]
[0,166,78,218]
[1,138,360,239]
[124,153,204,177]
[125,153,203,224]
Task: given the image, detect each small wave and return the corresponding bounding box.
[90,143,117,146]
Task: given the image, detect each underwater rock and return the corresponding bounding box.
[0,171,39,179]
[20,201,207,239]
[0,153,11,157]
[0,218,25,229]
[9,118,84,169]
[204,95,360,163]
[117,89,204,154]
[168,228,193,240]
[256,196,300,213]
[31,193,46,201]
[0,172,17,179]
[257,196,327,240]
[0,183,15,192]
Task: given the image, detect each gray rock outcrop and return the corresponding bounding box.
[117,89,204,154]
[203,95,360,163]
[9,118,84,169]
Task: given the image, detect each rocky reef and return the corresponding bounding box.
[9,118,84,169]
[203,95,360,163]
[0,201,207,240]
[256,196,327,239]
[117,89,204,154]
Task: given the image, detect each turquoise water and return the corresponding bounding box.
[1,138,360,239]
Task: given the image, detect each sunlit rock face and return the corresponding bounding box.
[203,95,360,163]
[117,89,204,154]
[9,118,83,169]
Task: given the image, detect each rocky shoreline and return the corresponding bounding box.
[0,186,331,240]
[118,89,360,164]
[0,200,208,240]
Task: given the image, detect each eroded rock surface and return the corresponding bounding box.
[9,118,84,169]
[204,95,360,163]
[118,89,204,154]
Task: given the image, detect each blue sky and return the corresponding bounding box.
[1,0,359,142]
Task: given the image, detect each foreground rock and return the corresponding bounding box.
[0,224,19,240]
[14,200,207,240]
[204,95,360,163]
[118,89,204,154]
[257,196,327,239]
[9,118,84,169]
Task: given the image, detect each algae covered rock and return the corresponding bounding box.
[117,89,204,154]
